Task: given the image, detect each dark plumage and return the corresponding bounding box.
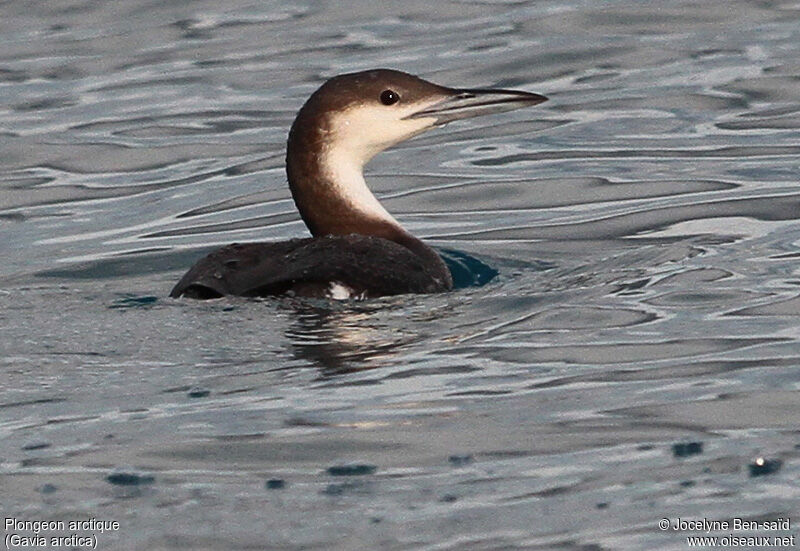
[170,235,449,299]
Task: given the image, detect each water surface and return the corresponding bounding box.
[2,1,800,549]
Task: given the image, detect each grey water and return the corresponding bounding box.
[2,0,800,549]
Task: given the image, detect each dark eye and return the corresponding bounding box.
[380,89,400,105]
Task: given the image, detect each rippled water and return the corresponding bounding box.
[2,1,800,549]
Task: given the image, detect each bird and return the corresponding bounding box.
[170,69,547,300]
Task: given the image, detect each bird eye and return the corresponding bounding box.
[380,89,400,105]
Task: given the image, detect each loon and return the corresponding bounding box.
[170,69,546,300]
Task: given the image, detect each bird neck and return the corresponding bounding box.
[285,117,452,287]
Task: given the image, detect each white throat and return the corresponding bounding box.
[320,105,436,225]
[319,146,399,225]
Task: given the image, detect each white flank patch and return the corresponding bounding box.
[327,281,353,300]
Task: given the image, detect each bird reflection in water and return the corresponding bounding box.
[284,301,417,374]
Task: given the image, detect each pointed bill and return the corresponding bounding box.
[405,88,547,125]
